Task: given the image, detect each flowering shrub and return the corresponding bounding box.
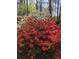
[17,16,61,59]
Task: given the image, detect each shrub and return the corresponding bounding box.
[17,16,61,59]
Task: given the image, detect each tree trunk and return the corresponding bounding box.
[26,0,28,16]
[40,0,42,11]
[36,0,38,9]
[49,0,52,16]
[57,0,59,19]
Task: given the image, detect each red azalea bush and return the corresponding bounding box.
[17,16,61,59]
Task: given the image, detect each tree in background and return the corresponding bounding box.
[49,0,52,16]
[17,0,37,16]
[36,0,38,9]
[40,0,42,12]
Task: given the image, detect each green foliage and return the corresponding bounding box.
[17,4,37,16]
[28,5,37,14]
[17,4,26,16]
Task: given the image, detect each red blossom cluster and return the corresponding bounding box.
[17,16,61,53]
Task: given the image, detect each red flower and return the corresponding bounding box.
[18,38,24,42]
[41,46,48,52]
[17,16,61,53]
[18,42,24,47]
[29,43,34,48]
